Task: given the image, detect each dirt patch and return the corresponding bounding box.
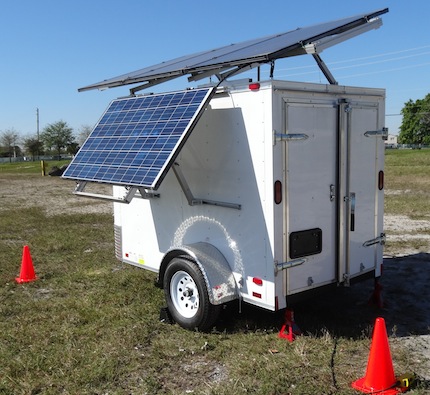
[158,354,228,392]
[384,214,430,256]
[0,175,113,216]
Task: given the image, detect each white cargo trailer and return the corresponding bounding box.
[63,9,388,331]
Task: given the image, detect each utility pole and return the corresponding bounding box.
[36,107,40,160]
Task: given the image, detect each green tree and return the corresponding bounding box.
[67,142,79,155]
[0,129,19,162]
[23,135,44,160]
[398,94,430,145]
[41,121,75,159]
[77,124,92,146]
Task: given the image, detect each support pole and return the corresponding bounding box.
[312,54,338,85]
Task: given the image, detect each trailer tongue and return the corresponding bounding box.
[63,9,388,331]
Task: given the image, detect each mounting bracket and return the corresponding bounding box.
[172,163,241,210]
[73,181,160,204]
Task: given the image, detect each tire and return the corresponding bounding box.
[163,257,221,331]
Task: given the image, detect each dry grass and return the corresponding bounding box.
[1,152,430,394]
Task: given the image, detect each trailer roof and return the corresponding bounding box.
[79,8,388,93]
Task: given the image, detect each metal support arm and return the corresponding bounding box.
[73,181,159,203]
[172,163,241,210]
[312,54,338,85]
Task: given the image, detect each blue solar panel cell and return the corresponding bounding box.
[62,87,214,189]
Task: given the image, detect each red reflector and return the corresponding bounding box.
[252,292,262,298]
[378,170,384,190]
[274,180,282,204]
[253,277,263,286]
[125,253,129,258]
[249,82,260,91]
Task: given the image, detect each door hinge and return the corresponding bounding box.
[274,131,309,142]
[274,258,306,273]
[364,127,388,140]
[363,233,386,247]
[330,184,335,201]
[342,273,350,287]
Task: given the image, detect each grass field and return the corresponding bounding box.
[0,160,70,175]
[385,149,430,219]
[0,152,429,394]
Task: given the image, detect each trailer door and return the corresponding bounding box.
[338,102,381,283]
[283,101,338,294]
[283,99,382,295]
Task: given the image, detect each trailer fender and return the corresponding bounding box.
[158,242,239,305]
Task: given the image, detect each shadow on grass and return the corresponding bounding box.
[211,253,430,339]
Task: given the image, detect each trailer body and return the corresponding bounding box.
[112,79,385,314]
[62,8,389,330]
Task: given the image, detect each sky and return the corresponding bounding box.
[1,0,430,140]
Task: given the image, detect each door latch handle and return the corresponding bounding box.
[350,192,356,231]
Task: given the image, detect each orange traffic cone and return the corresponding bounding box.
[351,317,405,394]
[15,245,37,284]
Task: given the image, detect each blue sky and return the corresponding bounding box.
[1,0,429,139]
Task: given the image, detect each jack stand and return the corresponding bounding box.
[279,309,302,342]
[368,279,384,308]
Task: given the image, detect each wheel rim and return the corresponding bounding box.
[170,270,200,319]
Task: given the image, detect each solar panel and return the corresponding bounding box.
[62,87,214,189]
[78,8,388,92]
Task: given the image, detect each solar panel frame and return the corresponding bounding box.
[62,87,214,189]
[78,8,388,92]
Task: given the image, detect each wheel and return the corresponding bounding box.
[163,257,221,331]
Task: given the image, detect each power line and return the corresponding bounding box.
[272,45,430,82]
[275,60,430,80]
[326,45,430,65]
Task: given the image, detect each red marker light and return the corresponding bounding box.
[253,277,263,286]
[249,82,260,91]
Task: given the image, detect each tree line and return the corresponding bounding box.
[0,121,92,161]
[399,93,430,145]
[1,94,428,160]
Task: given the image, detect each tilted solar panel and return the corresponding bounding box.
[62,87,214,189]
[78,8,388,92]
